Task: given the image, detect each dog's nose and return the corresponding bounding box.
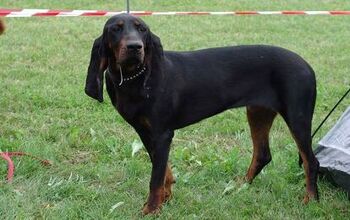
[127,41,143,51]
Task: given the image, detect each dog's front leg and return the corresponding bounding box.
[140,130,174,215]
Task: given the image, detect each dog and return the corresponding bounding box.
[0,18,5,35]
[85,14,319,215]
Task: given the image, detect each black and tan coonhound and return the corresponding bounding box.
[85,14,319,215]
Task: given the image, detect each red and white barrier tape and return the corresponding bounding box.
[1,9,350,17]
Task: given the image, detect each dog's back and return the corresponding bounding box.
[162,45,316,128]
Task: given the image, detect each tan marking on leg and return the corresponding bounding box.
[293,137,319,204]
[142,164,175,215]
[246,106,276,183]
[142,186,165,215]
[164,164,175,201]
[286,113,319,204]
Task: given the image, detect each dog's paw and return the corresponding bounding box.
[303,191,319,204]
[142,202,161,215]
[142,187,165,215]
[244,175,253,184]
[303,195,312,204]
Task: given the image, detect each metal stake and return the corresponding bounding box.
[126,0,130,14]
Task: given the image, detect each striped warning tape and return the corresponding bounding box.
[1,9,350,17]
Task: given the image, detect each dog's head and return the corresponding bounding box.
[85,14,163,102]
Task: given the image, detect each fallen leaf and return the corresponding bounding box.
[222,180,235,195]
[131,140,143,157]
[109,202,125,213]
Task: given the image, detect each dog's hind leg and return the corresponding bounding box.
[245,106,277,183]
[279,75,319,203]
[283,112,319,203]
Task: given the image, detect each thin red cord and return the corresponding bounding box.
[0,152,51,182]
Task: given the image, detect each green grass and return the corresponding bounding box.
[1,1,350,219]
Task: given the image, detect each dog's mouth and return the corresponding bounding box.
[116,49,144,68]
[126,52,144,64]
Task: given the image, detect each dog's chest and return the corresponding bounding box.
[114,94,150,126]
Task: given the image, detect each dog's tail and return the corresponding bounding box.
[0,18,5,35]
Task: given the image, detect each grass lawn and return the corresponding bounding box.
[1,0,350,219]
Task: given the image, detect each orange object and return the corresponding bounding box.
[0,152,51,182]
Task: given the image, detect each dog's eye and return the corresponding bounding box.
[111,24,123,32]
[137,26,146,32]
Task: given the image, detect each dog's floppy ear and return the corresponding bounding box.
[145,31,163,66]
[85,35,108,102]
[142,30,163,87]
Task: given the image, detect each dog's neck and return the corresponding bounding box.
[108,63,146,84]
[107,64,152,100]
[117,65,147,86]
